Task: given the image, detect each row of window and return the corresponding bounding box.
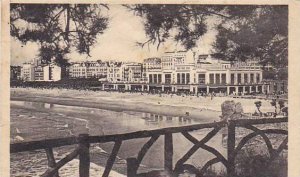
[208,73,227,84]
[72,68,107,71]
[149,74,162,84]
[177,66,191,70]
[177,73,190,84]
[230,73,260,84]
[147,73,261,85]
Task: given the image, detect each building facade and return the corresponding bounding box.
[69,61,108,79]
[17,50,272,94]
[43,64,62,81]
[107,61,123,82]
[34,65,44,81]
[21,63,35,81]
[122,63,143,82]
[10,66,21,80]
[102,51,268,94]
[161,50,194,70]
[69,62,88,78]
[143,58,162,72]
[20,58,63,82]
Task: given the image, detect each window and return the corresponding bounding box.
[231,74,235,84]
[154,74,157,83]
[250,73,254,83]
[209,74,214,84]
[158,74,162,83]
[186,73,190,84]
[237,73,242,84]
[165,74,171,84]
[256,74,260,83]
[182,73,185,84]
[198,74,205,84]
[177,73,180,84]
[216,74,220,84]
[244,74,248,84]
[221,74,226,84]
[149,74,153,83]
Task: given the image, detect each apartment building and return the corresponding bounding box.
[122,63,143,82]
[69,62,88,78]
[20,58,63,82]
[161,50,194,70]
[21,63,35,81]
[69,61,108,79]
[43,64,62,81]
[107,61,123,82]
[143,58,162,72]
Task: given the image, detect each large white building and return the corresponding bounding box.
[122,63,143,82]
[161,50,194,70]
[107,61,123,82]
[20,58,62,81]
[43,64,62,81]
[21,63,35,81]
[142,52,266,94]
[143,58,162,72]
[69,62,87,78]
[69,61,108,78]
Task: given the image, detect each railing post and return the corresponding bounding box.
[45,148,59,177]
[78,134,90,177]
[102,140,122,177]
[127,157,138,177]
[165,133,173,173]
[227,121,236,177]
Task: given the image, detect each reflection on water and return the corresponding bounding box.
[142,113,194,126]
[12,101,199,128]
[14,101,55,110]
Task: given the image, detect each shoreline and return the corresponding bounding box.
[10,87,278,117]
[11,88,222,121]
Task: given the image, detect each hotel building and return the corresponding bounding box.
[122,63,143,82]
[107,61,123,82]
[20,63,35,81]
[20,58,62,81]
[69,61,108,78]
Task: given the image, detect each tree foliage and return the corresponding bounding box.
[125,4,226,49]
[126,5,288,68]
[10,4,109,66]
[214,5,288,68]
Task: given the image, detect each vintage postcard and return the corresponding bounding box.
[1,0,300,177]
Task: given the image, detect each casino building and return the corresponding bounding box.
[103,51,269,95]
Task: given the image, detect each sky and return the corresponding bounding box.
[10,5,218,65]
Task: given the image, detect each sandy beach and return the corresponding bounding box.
[10,88,278,120]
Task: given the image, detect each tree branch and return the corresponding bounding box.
[65,5,71,42]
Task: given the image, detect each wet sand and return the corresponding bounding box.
[10,88,277,120]
[11,88,222,121]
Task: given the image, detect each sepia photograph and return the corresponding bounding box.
[7,3,290,177]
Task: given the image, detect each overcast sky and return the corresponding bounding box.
[11,5,218,65]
